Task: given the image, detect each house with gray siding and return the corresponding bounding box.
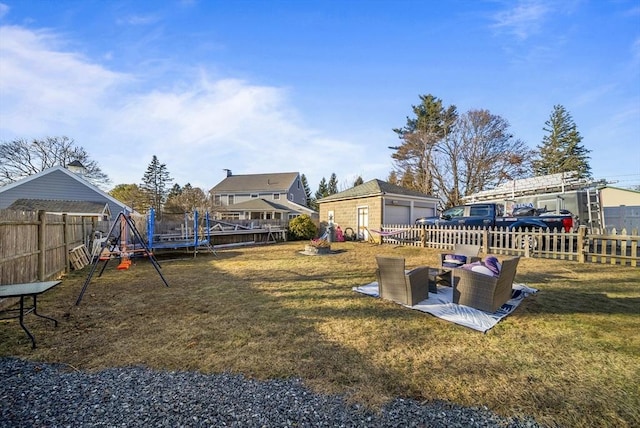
[209,171,316,221]
[0,166,130,220]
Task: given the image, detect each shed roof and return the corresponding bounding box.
[8,198,111,216]
[317,179,437,203]
[0,165,132,215]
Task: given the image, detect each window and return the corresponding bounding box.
[214,195,221,206]
[273,193,280,200]
[469,206,490,217]
[443,206,464,218]
[289,193,293,200]
[220,212,240,220]
[228,195,234,205]
[251,194,259,198]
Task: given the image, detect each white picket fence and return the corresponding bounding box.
[373,224,639,267]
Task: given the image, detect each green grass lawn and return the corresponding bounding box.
[1,241,638,427]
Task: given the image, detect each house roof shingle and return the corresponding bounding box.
[209,172,299,193]
[8,198,110,215]
[317,179,437,203]
[225,198,294,211]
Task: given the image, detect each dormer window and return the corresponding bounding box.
[273,193,280,200]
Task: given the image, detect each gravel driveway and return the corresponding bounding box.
[1,357,543,427]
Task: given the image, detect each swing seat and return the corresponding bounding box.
[117,259,131,270]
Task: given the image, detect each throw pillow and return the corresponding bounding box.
[442,254,467,268]
[470,265,496,276]
[484,256,502,276]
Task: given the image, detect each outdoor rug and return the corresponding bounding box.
[352,282,538,333]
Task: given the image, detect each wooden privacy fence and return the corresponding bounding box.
[0,209,98,285]
[376,224,639,267]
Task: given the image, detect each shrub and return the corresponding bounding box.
[288,214,318,240]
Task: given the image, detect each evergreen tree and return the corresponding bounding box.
[164,183,208,216]
[315,177,329,200]
[140,155,173,218]
[534,105,591,179]
[390,94,457,195]
[300,174,314,207]
[327,173,339,195]
[167,183,182,200]
[353,176,364,187]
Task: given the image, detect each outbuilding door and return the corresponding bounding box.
[384,205,410,224]
[357,206,369,240]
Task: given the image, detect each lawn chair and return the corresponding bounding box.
[375,256,431,306]
[452,256,520,313]
[440,244,482,268]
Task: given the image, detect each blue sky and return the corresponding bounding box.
[1,0,639,192]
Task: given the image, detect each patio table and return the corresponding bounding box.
[429,268,453,290]
[0,280,61,349]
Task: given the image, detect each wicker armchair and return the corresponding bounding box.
[375,256,431,306]
[452,257,520,312]
[440,244,482,268]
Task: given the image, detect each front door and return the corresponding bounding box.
[357,206,369,240]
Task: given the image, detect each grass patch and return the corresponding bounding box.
[1,241,638,427]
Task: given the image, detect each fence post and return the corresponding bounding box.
[38,210,46,281]
[63,213,70,273]
[577,225,587,263]
[421,227,426,248]
[482,229,489,254]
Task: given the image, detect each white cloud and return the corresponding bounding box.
[492,0,550,40]
[0,24,378,190]
[0,3,9,19]
[0,26,129,134]
[116,14,161,26]
[632,36,640,63]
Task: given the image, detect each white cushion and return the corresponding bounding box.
[470,265,495,277]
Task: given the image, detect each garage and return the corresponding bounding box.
[384,204,410,224]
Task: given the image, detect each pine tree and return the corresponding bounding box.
[353,176,364,187]
[387,171,399,185]
[140,155,173,218]
[315,177,329,200]
[327,173,339,195]
[534,105,591,179]
[300,174,314,207]
[390,94,457,194]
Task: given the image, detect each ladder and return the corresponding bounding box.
[586,188,604,231]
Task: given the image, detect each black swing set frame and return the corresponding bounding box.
[76,211,169,305]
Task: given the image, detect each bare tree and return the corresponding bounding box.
[436,109,533,207]
[0,136,110,187]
